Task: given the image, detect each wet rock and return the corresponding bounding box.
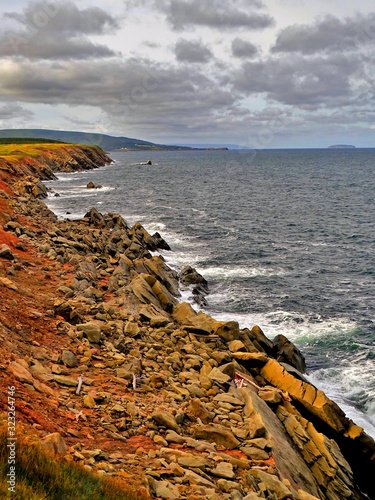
[0,243,14,260]
[193,424,240,449]
[180,265,208,289]
[86,182,102,189]
[216,321,240,342]
[84,207,105,227]
[152,232,171,251]
[247,325,273,354]
[273,334,306,374]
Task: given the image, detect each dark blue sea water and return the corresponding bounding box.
[44,149,375,437]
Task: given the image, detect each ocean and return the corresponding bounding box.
[44,149,375,438]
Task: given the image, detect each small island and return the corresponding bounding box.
[328,144,356,149]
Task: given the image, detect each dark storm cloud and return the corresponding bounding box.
[0,1,119,59]
[175,39,213,63]
[231,38,258,58]
[0,103,34,120]
[233,51,368,109]
[158,0,274,31]
[0,57,239,133]
[272,13,375,54]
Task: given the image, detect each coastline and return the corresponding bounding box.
[1,144,374,499]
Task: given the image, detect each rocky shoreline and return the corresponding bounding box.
[0,144,374,499]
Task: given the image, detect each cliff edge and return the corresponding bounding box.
[0,143,374,499]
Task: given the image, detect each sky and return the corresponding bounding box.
[0,0,375,148]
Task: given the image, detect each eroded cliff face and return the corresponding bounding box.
[0,144,374,500]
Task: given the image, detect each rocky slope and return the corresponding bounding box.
[0,144,374,500]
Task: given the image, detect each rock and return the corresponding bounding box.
[84,207,105,227]
[207,368,231,384]
[153,479,180,499]
[0,244,14,260]
[297,490,320,500]
[53,375,79,387]
[273,334,306,374]
[246,470,293,500]
[83,395,96,408]
[247,325,273,354]
[86,182,101,189]
[188,399,213,424]
[180,265,208,289]
[184,469,215,487]
[214,394,245,406]
[193,425,240,450]
[228,340,246,352]
[131,274,177,311]
[152,232,171,251]
[177,454,208,469]
[211,462,235,479]
[8,361,34,384]
[152,410,181,433]
[216,321,240,342]
[231,352,269,365]
[217,479,241,492]
[124,322,140,336]
[62,350,78,368]
[240,446,269,461]
[41,433,67,456]
[0,277,18,291]
[154,435,168,446]
[166,431,186,445]
[258,387,283,405]
[243,493,262,500]
[77,322,102,343]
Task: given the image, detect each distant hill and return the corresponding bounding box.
[173,143,252,150]
[0,129,192,152]
[328,144,356,149]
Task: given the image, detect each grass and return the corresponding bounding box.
[0,138,65,145]
[0,430,146,500]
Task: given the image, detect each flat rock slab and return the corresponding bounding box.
[53,375,78,387]
[193,424,240,450]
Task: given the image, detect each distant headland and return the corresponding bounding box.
[328,144,356,149]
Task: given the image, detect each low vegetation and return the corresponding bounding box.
[0,138,65,145]
[0,429,144,500]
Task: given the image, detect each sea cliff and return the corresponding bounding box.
[0,143,374,499]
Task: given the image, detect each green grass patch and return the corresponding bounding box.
[0,431,144,500]
[0,138,66,145]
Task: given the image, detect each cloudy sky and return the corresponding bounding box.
[0,0,375,147]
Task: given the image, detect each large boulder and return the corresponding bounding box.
[193,424,240,449]
[273,334,306,374]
